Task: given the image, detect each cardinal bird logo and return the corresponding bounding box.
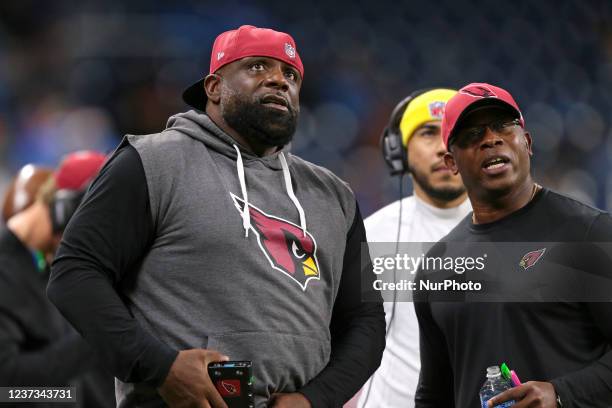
[460,85,497,99]
[231,193,321,290]
[215,379,241,397]
[519,248,546,270]
[221,380,237,394]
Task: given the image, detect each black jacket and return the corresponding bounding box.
[0,227,114,408]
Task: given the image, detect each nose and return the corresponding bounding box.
[479,127,503,150]
[435,134,447,157]
[263,65,289,92]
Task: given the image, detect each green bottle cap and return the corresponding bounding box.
[34,251,47,272]
[500,362,511,381]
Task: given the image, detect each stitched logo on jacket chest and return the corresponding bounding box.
[519,248,546,270]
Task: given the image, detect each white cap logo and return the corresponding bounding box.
[217,51,225,61]
[284,43,296,59]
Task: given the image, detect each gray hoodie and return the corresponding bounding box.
[117,110,357,407]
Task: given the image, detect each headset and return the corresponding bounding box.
[46,150,107,234]
[362,88,435,407]
[380,88,434,176]
[49,189,86,234]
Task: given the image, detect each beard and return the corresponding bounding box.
[221,87,298,147]
[409,163,466,202]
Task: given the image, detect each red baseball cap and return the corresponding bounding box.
[182,25,304,111]
[55,151,107,191]
[442,83,524,149]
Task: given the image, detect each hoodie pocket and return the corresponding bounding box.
[205,331,330,402]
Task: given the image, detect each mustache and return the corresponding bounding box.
[430,160,449,172]
[258,93,297,115]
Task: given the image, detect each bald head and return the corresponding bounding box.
[2,165,54,222]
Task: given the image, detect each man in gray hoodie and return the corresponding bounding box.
[48,25,385,408]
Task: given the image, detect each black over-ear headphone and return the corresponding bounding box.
[49,189,86,234]
[380,88,433,176]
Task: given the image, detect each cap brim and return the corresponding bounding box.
[182,78,207,111]
[448,99,520,146]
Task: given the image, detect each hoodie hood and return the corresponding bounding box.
[164,110,306,238]
[165,110,290,171]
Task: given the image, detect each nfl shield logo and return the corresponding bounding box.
[429,101,446,119]
[284,43,296,59]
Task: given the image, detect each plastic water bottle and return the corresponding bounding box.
[479,366,515,407]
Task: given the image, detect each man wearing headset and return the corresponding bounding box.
[0,152,114,408]
[357,89,470,408]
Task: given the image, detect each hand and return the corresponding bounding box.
[158,349,230,408]
[268,392,312,408]
[488,381,557,408]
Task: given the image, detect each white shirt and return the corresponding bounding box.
[357,194,471,408]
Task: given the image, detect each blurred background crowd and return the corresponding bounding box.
[0,0,611,216]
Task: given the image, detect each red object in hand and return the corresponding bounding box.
[216,379,241,397]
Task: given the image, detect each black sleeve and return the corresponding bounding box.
[298,204,386,407]
[47,143,178,386]
[550,213,612,408]
[0,312,92,386]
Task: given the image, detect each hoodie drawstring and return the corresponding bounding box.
[233,146,308,239]
[233,145,251,237]
[279,152,307,237]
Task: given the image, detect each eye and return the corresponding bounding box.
[419,129,437,138]
[284,70,297,82]
[250,62,265,71]
[466,127,483,139]
[499,119,519,133]
[292,241,306,259]
[457,127,483,146]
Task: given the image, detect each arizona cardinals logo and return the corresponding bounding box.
[215,379,241,397]
[221,381,237,394]
[231,193,321,290]
[428,101,446,118]
[519,248,546,270]
[460,85,497,98]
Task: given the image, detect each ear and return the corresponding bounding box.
[523,131,533,156]
[204,74,222,104]
[444,151,459,175]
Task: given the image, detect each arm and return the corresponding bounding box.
[47,143,177,386]
[492,213,612,408]
[298,204,386,407]
[413,268,455,407]
[0,313,92,386]
[548,213,612,407]
[549,303,612,407]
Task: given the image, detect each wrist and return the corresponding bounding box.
[549,379,566,408]
[556,392,563,408]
